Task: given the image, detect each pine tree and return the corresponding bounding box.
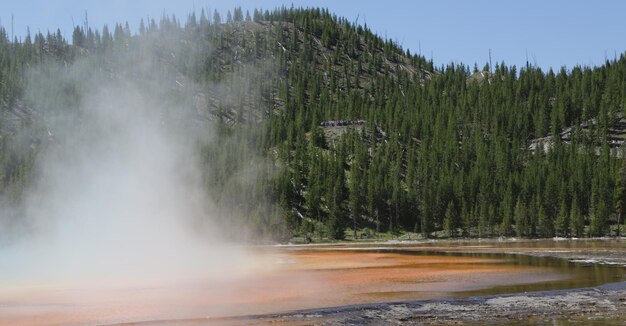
[590,200,609,237]
[348,160,362,238]
[328,177,346,239]
[554,198,569,237]
[500,187,514,236]
[515,199,529,237]
[233,7,244,22]
[614,159,626,237]
[213,10,222,24]
[537,204,554,237]
[444,201,456,237]
[570,197,585,237]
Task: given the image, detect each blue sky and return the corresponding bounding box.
[2,0,625,72]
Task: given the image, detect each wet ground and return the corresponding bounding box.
[245,238,626,325]
[1,238,625,325]
[240,281,626,325]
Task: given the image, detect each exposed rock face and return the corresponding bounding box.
[529,116,626,156]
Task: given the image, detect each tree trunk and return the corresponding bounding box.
[375,209,380,237]
[618,212,622,238]
[388,202,393,238]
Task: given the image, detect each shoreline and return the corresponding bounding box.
[278,237,626,265]
[120,282,626,325]
[8,238,626,326]
[241,281,626,325]
[215,239,626,325]
[33,239,626,325]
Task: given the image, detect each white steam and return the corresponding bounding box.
[0,35,251,288]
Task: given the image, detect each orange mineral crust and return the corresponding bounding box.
[0,248,568,326]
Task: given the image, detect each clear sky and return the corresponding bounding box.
[2,0,625,72]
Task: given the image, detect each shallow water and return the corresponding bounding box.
[1,241,625,325]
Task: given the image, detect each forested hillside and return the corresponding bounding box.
[1,7,626,241]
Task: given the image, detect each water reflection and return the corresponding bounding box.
[369,248,626,297]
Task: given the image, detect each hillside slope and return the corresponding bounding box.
[1,7,626,241]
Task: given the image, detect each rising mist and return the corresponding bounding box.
[0,24,260,288]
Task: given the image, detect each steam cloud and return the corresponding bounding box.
[0,30,252,288]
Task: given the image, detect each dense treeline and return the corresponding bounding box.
[1,7,625,241]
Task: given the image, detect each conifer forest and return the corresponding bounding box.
[1,7,626,242]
